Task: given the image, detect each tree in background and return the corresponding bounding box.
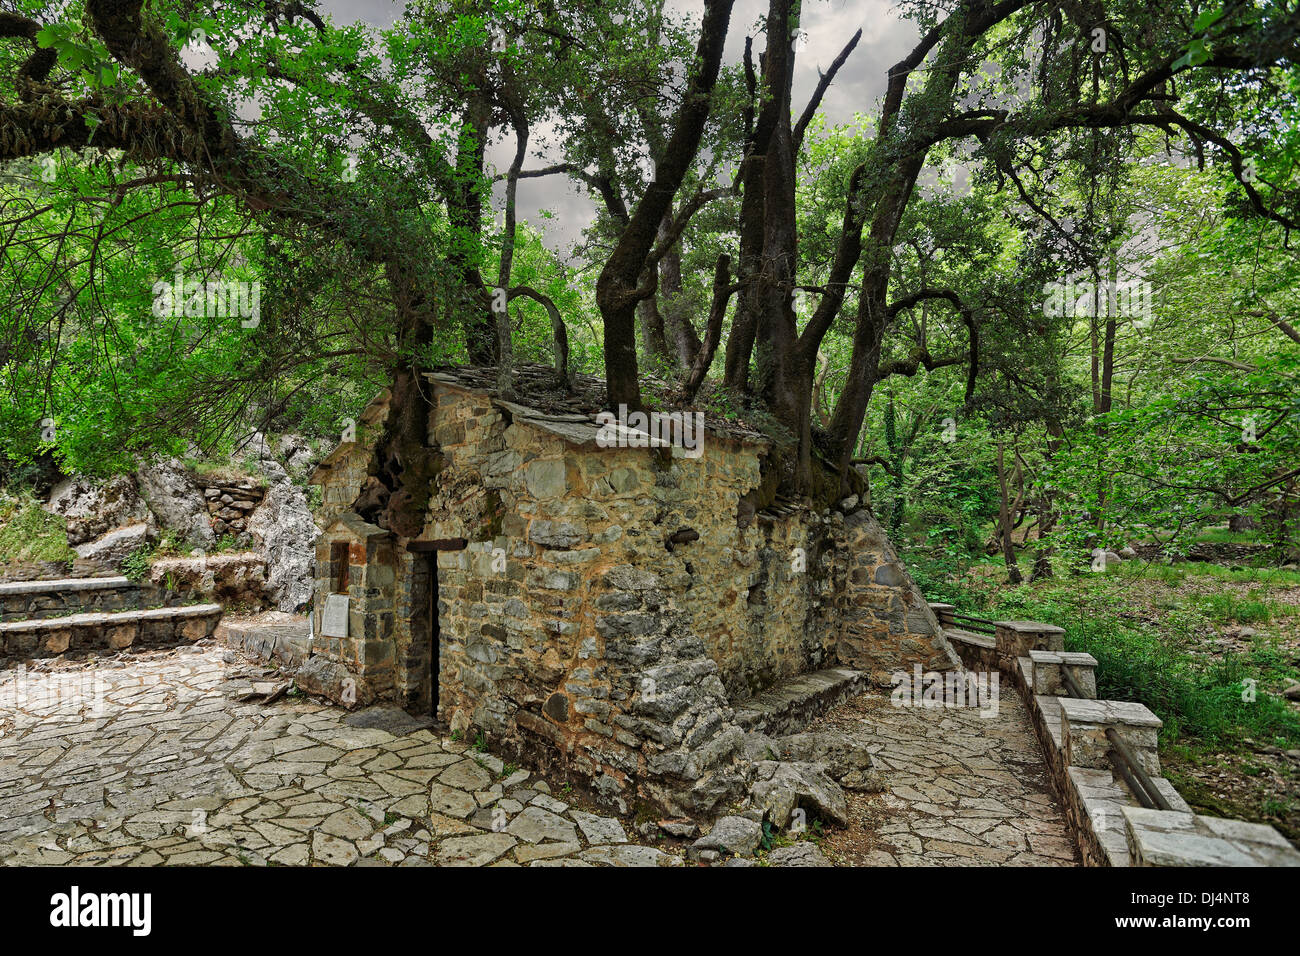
[1,0,1297,540]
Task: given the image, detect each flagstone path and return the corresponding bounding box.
[0,641,1077,866]
[816,682,1080,865]
[0,643,677,867]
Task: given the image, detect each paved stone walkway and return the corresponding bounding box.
[816,683,1080,865]
[0,643,679,867]
[1,643,1078,866]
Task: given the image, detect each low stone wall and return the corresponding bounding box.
[0,604,223,664]
[0,576,154,622]
[941,629,998,671]
[1007,659,1188,865]
[1131,541,1272,564]
[0,559,117,584]
[202,478,265,538]
[217,616,313,670]
[956,609,1300,866]
[732,668,867,736]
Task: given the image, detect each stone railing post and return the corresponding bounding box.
[1029,649,1098,698]
[1060,699,1163,775]
[993,620,1065,670]
[928,602,956,629]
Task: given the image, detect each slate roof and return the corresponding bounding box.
[425,363,771,447]
[311,363,772,486]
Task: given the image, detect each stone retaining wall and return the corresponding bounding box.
[0,577,154,622]
[203,478,265,538]
[1131,541,1272,564]
[0,604,223,664]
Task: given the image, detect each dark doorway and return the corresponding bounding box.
[406,539,466,720]
[408,552,438,718]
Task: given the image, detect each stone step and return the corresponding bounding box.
[0,604,223,663]
[217,616,312,669]
[0,576,147,622]
[732,667,868,737]
[1121,806,1300,867]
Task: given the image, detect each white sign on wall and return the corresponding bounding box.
[321,594,350,638]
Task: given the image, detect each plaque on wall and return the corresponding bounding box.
[321,594,350,638]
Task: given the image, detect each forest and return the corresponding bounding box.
[1,0,1298,839]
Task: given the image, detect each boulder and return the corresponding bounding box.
[136,458,214,549]
[276,433,317,477]
[293,655,373,710]
[750,761,848,828]
[73,522,152,568]
[739,730,780,765]
[46,475,152,545]
[248,462,318,612]
[657,820,700,839]
[1119,546,1138,560]
[234,430,273,460]
[689,815,762,859]
[771,729,874,779]
[840,766,886,792]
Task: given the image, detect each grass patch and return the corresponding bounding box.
[1196,591,1271,625]
[975,580,1300,749]
[0,491,76,567]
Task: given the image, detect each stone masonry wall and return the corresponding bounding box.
[311,518,399,701]
[829,508,960,683]
[202,478,265,539]
[308,379,958,814]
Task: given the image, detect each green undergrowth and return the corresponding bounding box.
[0,491,77,567]
[904,549,1300,750]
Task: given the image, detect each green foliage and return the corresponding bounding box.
[0,491,76,567]
[120,547,151,583]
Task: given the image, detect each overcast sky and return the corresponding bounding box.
[320,1,921,252]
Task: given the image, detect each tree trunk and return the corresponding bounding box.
[596,0,735,413]
[450,92,496,365]
[997,442,1023,585]
[637,295,672,369]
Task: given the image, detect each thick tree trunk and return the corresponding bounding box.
[656,219,702,371]
[451,93,497,365]
[636,294,672,369]
[354,266,443,539]
[742,0,821,492]
[596,0,735,413]
[826,262,890,489]
[721,152,766,391]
